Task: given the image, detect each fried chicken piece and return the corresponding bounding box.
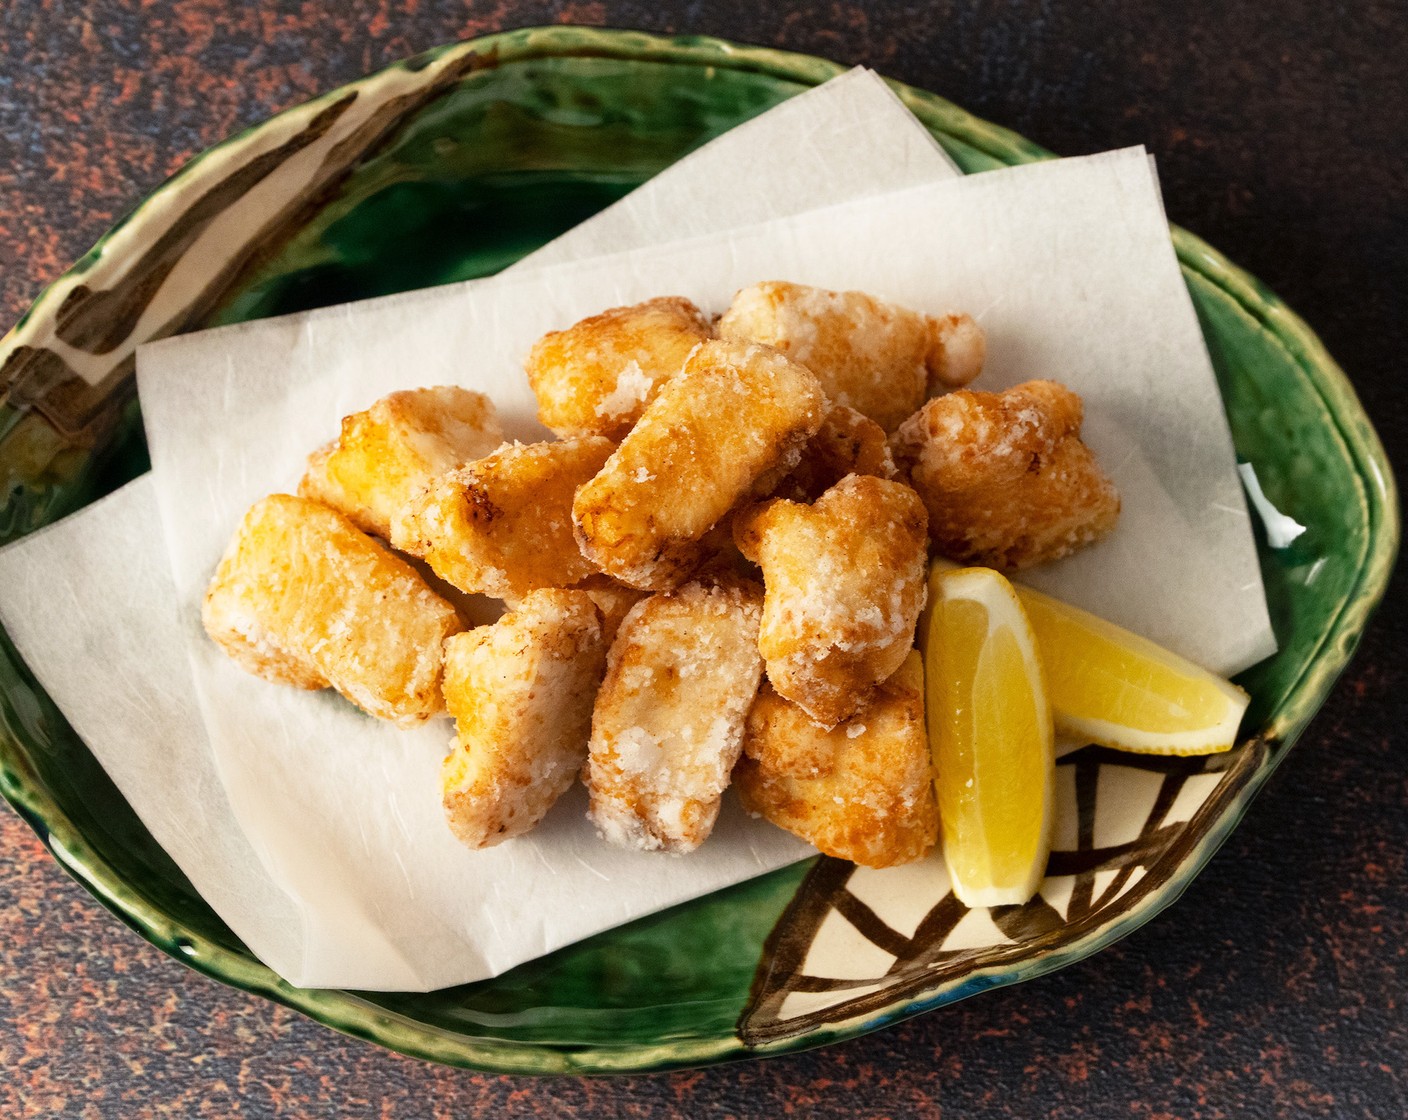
[734,474,929,727]
[576,577,651,646]
[584,579,764,853]
[716,281,985,432]
[768,402,895,502]
[525,296,714,440]
[735,653,937,868]
[891,379,1121,570]
[202,494,462,726]
[391,436,615,601]
[503,574,650,647]
[440,590,608,849]
[573,339,825,591]
[299,386,504,540]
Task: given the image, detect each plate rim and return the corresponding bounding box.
[0,24,1398,1075]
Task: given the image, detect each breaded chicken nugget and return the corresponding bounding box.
[203,494,462,726]
[441,590,608,848]
[769,402,895,502]
[734,474,929,727]
[392,436,615,601]
[299,386,504,540]
[891,379,1120,570]
[716,281,985,431]
[525,297,713,439]
[735,653,937,868]
[573,339,825,590]
[584,579,764,852]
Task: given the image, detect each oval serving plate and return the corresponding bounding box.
[0,27,1397,1074]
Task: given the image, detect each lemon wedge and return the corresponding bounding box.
[922,566,1054,908]
[928,558,1251,756]
[1012,583,1249,755]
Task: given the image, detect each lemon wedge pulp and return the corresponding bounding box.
[922,566,1054,908]
[1013,584,1249,756]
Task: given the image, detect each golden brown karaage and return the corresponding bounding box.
[735,653,937,868]
[716,281,984,431]
[299,386,503,540]
[392,436,615,600]
[203,494,462,726]
[525,296,713,440]
[441,590,608,848]
[891,379,1120,570]
[734,474,928,727]
[573,339,825,590]
[584,578,764,852]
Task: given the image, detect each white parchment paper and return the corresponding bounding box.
[144,147,1273,676]
[0,480,309,976]
[0,72,971,990]
[515,66,958,270]
[131,146,1272,992]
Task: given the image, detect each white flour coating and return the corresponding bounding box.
[593,360,653,419]
[585,581,764,852]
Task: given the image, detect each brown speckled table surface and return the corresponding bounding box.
[2,2,1405,1117]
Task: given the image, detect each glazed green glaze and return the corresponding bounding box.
[214,60,800,321]
[0,26,1397,1075]
[361,859,816,1051]
[1192,274,1367,728]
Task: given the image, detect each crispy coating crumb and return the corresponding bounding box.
[584,579,764,853]
[891,379,1120,570]
[441,590,608,848]
[525,297,713,439]
[573,339,825,590]
[925,312,987,393]
[734,475,929,727]
[392,436,615,600]
[298,387,503,540]
[735,653,938,868]
[202,494,462,726]
[716,281,985,431]
[768,403,896,503]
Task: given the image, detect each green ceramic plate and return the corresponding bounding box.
[0,27,1397,1074]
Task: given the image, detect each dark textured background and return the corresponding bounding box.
[1,2,1405,1117]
